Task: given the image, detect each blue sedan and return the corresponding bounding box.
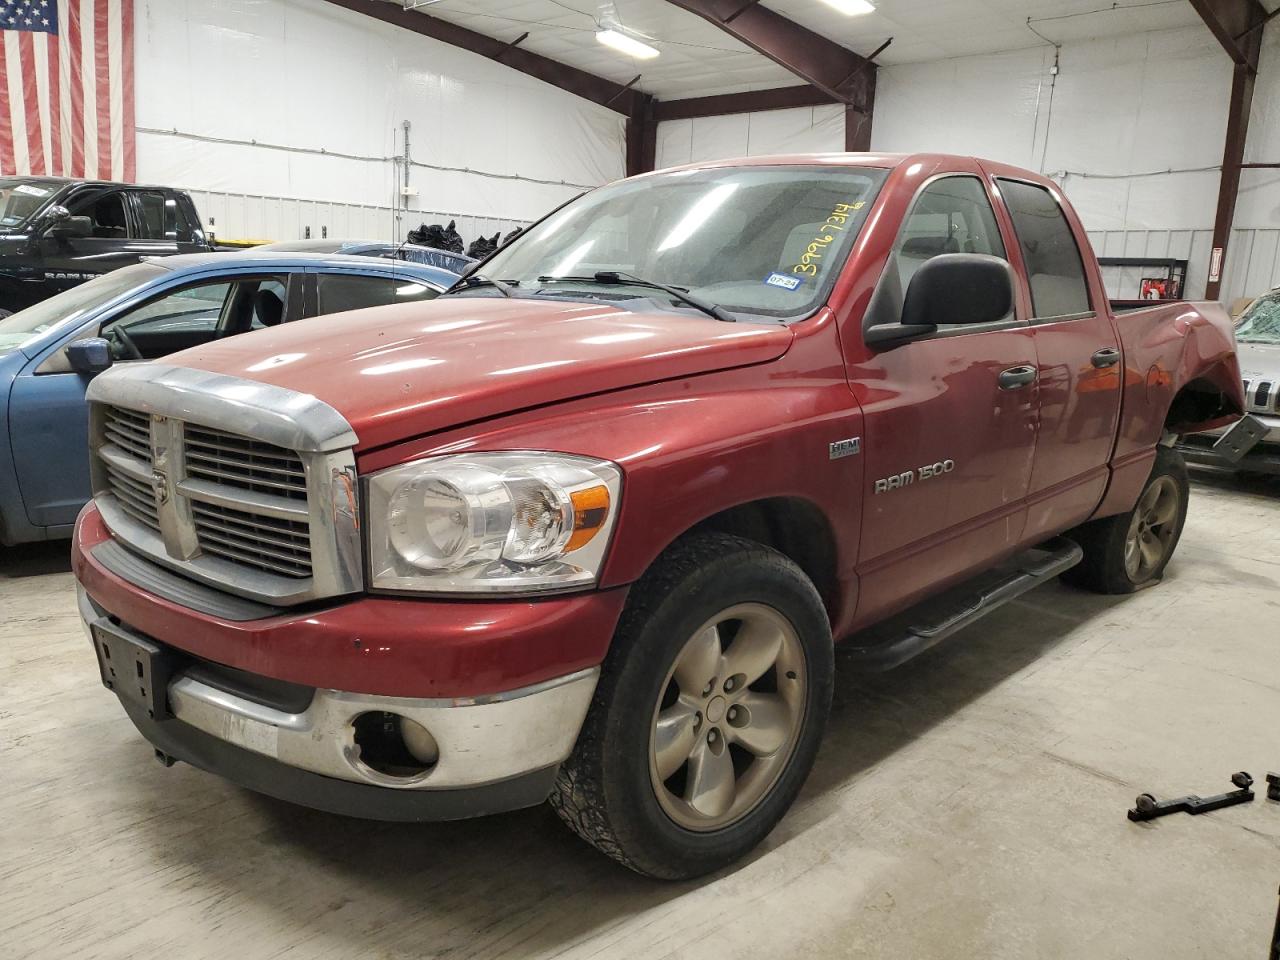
[0,251,459,546]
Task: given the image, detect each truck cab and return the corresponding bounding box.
[71,153,1244,881]
[0,177,209,315]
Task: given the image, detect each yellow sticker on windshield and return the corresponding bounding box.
[790,202,863,277]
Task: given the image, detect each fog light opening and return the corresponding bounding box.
[352,712,439,778]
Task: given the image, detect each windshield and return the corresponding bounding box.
[477,165,888,320]
[0,263,166,356]
[1237,294,1280,344]
[0,178,58,231]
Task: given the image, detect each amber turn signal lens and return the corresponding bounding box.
[566,484,610,552]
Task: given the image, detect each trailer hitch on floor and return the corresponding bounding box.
[1128,772,1255,822]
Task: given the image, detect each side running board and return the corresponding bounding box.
[843,536,1084,672]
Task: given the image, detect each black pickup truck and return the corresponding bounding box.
[0,176,210,315]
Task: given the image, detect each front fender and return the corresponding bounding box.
[356,316,864,636]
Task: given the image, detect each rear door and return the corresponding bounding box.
[850,166,1041,624]
[128,190,208,258]
[988,172,1123,539]
[312,271,440,316]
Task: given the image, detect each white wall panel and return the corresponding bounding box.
[656,105,844,169]
[135,0,624,243]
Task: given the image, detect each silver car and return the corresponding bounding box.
[1180,292,1280,474]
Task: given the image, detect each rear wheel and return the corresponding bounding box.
[550,532,833,879]
[1063,446,1189,594]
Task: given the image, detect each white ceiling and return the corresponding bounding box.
[390,0,1228,100]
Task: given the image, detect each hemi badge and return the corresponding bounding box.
[829,437,861,460]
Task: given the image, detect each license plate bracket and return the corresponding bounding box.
[90,621,177,721]
[1211,414,1268,464]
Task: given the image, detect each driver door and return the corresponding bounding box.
[7,275,284,530]
[38,187,149,296]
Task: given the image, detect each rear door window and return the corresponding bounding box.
[134,191,167,240]
[316,274,438,314]
[997,179,1092,320]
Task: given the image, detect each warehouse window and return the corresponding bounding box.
[317,274,438,315]
[997,179,1092,320]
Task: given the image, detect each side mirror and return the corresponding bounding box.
[66,337,113,375]
[44,205,92,238]
[865,254,1015,347]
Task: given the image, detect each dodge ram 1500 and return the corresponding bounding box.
[72,154,1244,880]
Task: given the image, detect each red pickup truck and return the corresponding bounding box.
[72,154,1244,880]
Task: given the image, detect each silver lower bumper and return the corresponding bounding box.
[78,587,598,791]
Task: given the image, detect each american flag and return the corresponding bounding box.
[0,0,134,181]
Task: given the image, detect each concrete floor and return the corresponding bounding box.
[3,472,1280,960]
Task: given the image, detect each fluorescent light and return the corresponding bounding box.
[816,0,875,15]
[596,29,660,60]
[657,183,738,252]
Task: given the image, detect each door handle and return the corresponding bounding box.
[997,365,1038,390]
[1091,347,1121,368]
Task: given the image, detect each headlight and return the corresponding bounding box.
[365,452,622,595]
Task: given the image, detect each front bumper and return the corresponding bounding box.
[72,504,625,819]
[77,586,598,817]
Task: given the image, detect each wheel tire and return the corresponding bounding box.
[550,532,833,880]
[1062,446,1190,595]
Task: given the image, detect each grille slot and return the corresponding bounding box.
[184,426,308,500]
[1257,381,1273,409]
[104,463,160,531]
[103,406,153,465]
[191,500,313,578]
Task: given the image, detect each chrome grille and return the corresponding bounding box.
[1243,378,1279,414]
[191,500,312,578]
[103,460,160,531]
[184,426,309,501]
[87,364,361,607]
[103,406,153,466]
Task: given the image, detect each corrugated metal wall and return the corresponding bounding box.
[185,189,528,248]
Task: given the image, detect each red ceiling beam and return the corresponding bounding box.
[1189,0,1270,68]
[1191,0,1270,300]
[662,0,875,106]
[319,0,647,117]
[653,84,839,121]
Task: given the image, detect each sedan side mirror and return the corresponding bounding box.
[66,337,114,375]
[865,254,1015,347]
[44,205,92,238]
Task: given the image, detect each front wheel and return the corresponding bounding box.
[550,532,833,879]
[1063,446,1189,594]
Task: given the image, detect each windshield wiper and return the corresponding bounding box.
[442,273,516,298]
[537,271,737,322]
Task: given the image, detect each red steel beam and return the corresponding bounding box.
[662,0,874,105]
[1193,0,1269,299]
[653,84,839,121]
[1190,0,1269,68]
[320,0,647,116]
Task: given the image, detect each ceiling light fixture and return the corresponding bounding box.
[815,0,875,15]
[596,29,660,60]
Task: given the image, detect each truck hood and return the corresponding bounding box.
[169,297,794,450]
[1236,339,1280,381]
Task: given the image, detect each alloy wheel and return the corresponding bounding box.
[648,603,807,832]
[1124,475,1180,581]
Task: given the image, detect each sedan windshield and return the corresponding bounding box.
[0,178,57,231]
[1236,293,1280,344]
[0,263,166,356]
[477,165,888,321]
